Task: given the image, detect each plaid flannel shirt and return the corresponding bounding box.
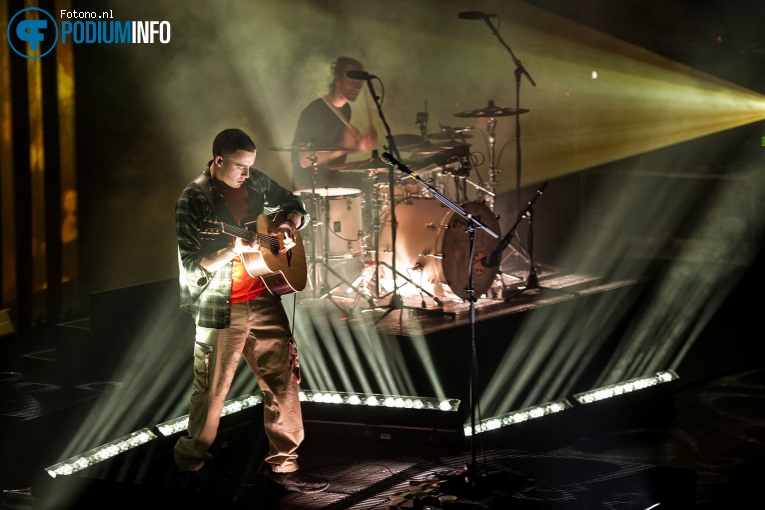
[176,165,308,328]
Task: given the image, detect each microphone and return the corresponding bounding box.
[458,11,496,20]
[346,70,376,80]
[381,152,412,174]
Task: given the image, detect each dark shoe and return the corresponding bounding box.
[265,469,329,493]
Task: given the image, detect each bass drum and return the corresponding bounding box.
[377,200,500,300]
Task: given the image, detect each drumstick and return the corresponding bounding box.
[364,89,375,132]
[315,91,354,130]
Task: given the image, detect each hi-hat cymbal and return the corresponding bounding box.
[454,100,529,118]
[271,143,353,153]
[328,156,391,172]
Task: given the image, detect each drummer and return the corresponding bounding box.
[290,56,377,192]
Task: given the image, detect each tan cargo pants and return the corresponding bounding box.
[174,292,303,473]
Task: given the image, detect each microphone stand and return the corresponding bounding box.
[383,153,508,498]
[479,16,535,222]
[484,182,573,301]
[360,75,448,322]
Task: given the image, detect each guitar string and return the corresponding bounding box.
[218,222,283,250]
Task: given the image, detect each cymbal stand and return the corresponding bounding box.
[481,15,536,219]
[460,18,536,307]
[354,75,447,322]
[302,156,368,310]
[485,115,498,213]
[305,154,322,298]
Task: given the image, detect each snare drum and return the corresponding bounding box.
[297,188,364,258]
[377,200,500,300]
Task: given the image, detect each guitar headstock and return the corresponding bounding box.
[200,219,222,241]
[199,218,254,243]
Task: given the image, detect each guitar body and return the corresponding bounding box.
[240,214,307,295]
[202,212,307,295]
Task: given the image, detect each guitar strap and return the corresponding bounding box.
[194,172,237,225]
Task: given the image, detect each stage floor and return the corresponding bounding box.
[4,368,763,509]
[2,261,763,509]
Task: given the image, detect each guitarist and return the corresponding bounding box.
[174,128,328,493]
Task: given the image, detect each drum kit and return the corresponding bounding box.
[273,100,528,312]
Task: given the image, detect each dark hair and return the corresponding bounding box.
[329,56,363,92]
[212,128,257,158]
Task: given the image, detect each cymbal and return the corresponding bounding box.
[400,141,467,155]
[427,131,473,141]
[271,143,353,153]
[328,156,391,172]
[454,100,529,118]
[295,187,362,197]
[392,133,425,147]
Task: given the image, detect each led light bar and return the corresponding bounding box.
[572,370,679,405]
[45,428,156,478]
[156,392,264,437]
[464,398,573,436]
[299,390,461,412]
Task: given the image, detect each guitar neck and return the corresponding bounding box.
[201,215,306,294]
[217,223,266,244]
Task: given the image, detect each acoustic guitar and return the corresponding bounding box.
[201,213,307,295]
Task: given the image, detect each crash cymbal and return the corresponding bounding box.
[454,100,529,118]
[271,143,353,153]
[328,156,391,172]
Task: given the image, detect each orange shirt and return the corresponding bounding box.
[218,180,267,303]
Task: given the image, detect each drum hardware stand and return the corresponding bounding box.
[304,154,323,299]
[479,15,536,220]
[485,115,499,213]
[382,152,512,500]
[315,201,376,315]
[464,178,495,202]
[362,162,449,319]
[352,73,447,322]
[347,260,377,310]
[458,16,536,310]
[301,155,373,314]
[416,102,429,143]
[376,260,454,317]
[483,182,571,302]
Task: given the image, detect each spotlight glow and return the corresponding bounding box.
[46,429,156,478]
[156,392,264,437]
[573,370,679,405]
[299,390,460,412]
[464,398,573,436]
